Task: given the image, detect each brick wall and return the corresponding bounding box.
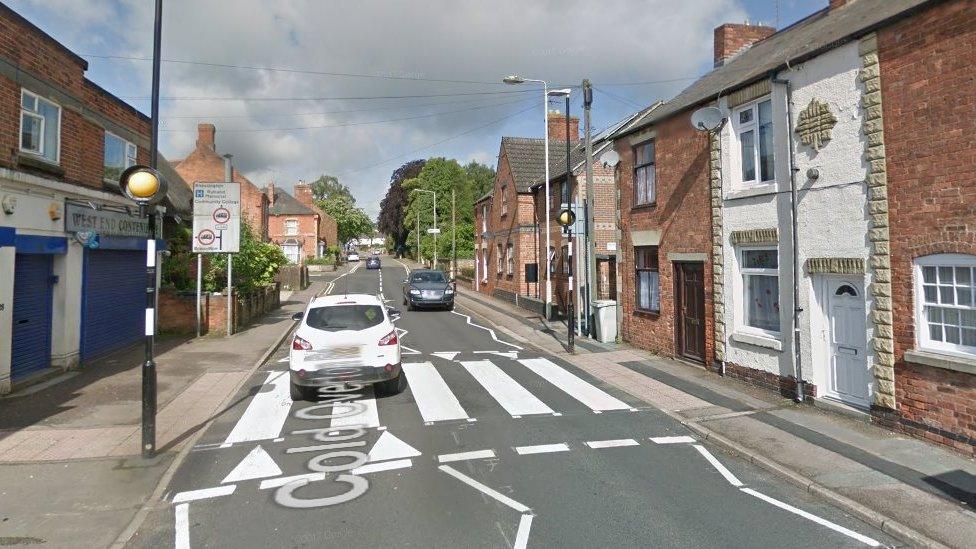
[0,5,150,189]
[713,23,775,66]
[616,112,714,365]
[879,0,976,455]
[267,213,319,261]
[293,182,338,247]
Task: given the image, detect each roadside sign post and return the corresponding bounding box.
[193,180,241,336]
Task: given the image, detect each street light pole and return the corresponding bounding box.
[411,188,437,267]
[503,75,552,316]
[583,80,596,338]
[564,94,574,353]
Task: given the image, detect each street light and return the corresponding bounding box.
[503,74,555,316]
[551,89,574,353]
[410,188,437,267]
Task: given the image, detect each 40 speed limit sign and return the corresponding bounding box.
[192,182,240,253]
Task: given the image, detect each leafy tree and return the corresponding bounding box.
[404,157,479,263]
[204,221,288,293]
[464,161,495,198]
[378,159,425,257]
[317,195,374,245]
[309,174,354,203]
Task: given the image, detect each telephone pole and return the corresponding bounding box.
[451,187,457,279]
[583,79,596,337]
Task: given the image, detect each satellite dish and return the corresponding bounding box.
[599,149,620,167]
[690,106,727,132]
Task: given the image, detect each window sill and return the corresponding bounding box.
[726,185,777,201]
[731,330,783,351]
[16,153,64,177]
[633,309,660,319]
[631,203,657,212]
[904,349,976,376]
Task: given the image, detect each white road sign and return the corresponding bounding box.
[427,228,441,234]
[193,182,241,253]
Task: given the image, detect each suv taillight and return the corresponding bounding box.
[292,335,312,350]
[378,330,398,346]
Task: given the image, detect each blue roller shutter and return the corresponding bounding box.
[12,254,53,379]
[80,249,145,362]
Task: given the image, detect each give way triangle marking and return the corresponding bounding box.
[432,352,459,361]
[221,445,283,484]
[367,431,422,462]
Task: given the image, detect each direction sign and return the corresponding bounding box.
[193,182,241,253]
[427,228,441,235]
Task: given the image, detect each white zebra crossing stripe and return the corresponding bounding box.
[517,358,630,412]
[329,387,380,429]
[223,371,292,445]
[460,360,555,417]
[402,362,469,422]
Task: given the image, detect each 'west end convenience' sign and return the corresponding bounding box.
[65,203,153,237]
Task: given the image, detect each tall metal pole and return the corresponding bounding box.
[141,0,163,459]
[564,94,574,353]
[451,187,457,279]
[195,253,202,337]
[416,211,421,263]
[224,155,233,337]
[432,194,438,268]
[542,83,552,316]
[582,80,596,337]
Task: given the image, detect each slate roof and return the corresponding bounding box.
[158,155,192,216]
[265,187,315,216]
[500,137,575,193]
[613,0,929,139]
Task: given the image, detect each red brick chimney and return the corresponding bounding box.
[714,23,776,67]
[293,180,314,208]
[829,0,854,9]
[267,182,275,207]
[197,123,216,151]
[547,110,580,142]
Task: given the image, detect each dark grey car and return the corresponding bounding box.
[401,269,455,310]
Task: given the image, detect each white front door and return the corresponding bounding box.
[825,278,871,407]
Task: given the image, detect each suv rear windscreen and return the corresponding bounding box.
[305,305,384,332]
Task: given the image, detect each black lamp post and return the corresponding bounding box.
[556,93,575,353]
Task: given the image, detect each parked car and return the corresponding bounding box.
[347,252,360,262]
[289,294,403,400]
[401,269,455,310]
[366,256,381,269]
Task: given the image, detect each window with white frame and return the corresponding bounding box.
[20,89,61,163]
[916,254,976,354]
[104,132,137,181]
[284,219,299,236]
[481,204,488,233]
[506,243,514,275]
[741,247,780,333]
[635,246,659,312]
[733,98,774,187]
[633,140,655,206]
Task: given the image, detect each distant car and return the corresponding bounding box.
[401,269,455,311]
[289,294,403,401]
[366,256,381,270]
[347,252,360,262]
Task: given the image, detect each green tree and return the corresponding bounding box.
[204,222,288,293]
[464,160,495,198]
[318,195,374,245]
[403,157,480,263]
[309,174,354,203]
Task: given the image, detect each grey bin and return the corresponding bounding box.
[591,300,618,343]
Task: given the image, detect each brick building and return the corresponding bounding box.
[174,124,269,240]
[264,181,337,263]
[0,3,190,393]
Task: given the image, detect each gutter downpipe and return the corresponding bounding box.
[773,75,804,403]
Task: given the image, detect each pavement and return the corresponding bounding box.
[0,271,338,548]
[453,276,976,548]
[120,257,902,548]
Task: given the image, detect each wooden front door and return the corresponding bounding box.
[676,262,705,362]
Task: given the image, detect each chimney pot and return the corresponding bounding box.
[197,123,216,151]
[713,23,776,67]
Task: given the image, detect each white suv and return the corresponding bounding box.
[289,294,403,400]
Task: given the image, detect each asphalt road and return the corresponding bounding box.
[128,258,900,548]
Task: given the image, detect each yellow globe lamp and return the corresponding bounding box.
[120,165,168,206]
[557,208,576,227]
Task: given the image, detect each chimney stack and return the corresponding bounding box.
[267,182,275,207]
[547,110,580,142]
[197,123,216,151]
[294,180,314,208]
[829,0,854,9]
[713,23,776,67]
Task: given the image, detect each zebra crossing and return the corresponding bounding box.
[220,356,639,446]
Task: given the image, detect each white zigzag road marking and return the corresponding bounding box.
[449,310,523,350]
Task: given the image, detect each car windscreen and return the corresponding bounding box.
[410,272,446,283]
[305,305,384,332]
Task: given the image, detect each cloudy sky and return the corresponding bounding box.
[10,0,823,218]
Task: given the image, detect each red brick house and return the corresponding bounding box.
[0,3,190,392]
[174,124,269,240]
[264,181,337,263]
